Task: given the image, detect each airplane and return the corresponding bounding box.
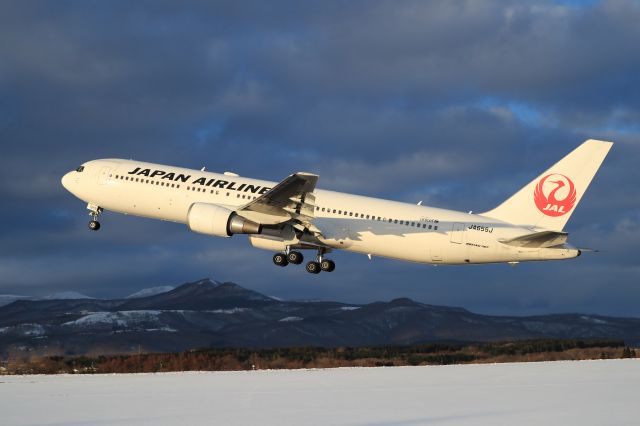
[61,139,612,274]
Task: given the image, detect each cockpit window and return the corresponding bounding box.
[76,166,85,172]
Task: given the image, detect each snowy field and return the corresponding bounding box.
[1,359,639,425]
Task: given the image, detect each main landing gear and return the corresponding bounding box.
[272,248,335,274]
[87,204,103,231]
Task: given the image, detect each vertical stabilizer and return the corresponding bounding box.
[482,139,612,231]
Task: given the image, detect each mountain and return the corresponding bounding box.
[0,295,35,307]
[126,286,175,299]
[1,278,639,356]
[42,291,93,300]
[0,291,91,307]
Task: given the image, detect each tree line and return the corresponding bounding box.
[1,338,635,375]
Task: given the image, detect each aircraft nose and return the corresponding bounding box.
[61,172,73,190]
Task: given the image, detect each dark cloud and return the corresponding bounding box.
[0,1,638,315]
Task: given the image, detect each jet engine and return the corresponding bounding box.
[187,203,261,238]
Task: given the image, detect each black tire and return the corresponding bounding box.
[287,251,304,265]
[273,253,288,267]
[89,220,101,231]
[306,261,321,274]
[320,259,335,272]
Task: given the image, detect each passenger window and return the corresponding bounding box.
[349,212,353,216]
[394,219,398,224]
[434,226,438,230]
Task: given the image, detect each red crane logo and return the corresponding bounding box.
[533,174,577,217]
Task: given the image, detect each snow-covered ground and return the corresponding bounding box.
[1,359,638,425]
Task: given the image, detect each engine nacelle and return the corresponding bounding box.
[248,235,289,252]
[187,203,261,238]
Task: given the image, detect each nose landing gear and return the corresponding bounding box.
[87,204,103,231]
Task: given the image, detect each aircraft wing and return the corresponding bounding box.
[499,231,568,248]
[235,172,319,228]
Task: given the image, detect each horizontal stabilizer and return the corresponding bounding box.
[500,231,568,248]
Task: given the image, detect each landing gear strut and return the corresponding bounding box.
[87,204,103,231]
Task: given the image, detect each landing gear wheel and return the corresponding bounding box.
[88,220,101,231]
[320,259,335,272]
[273,253,289,267]
[306,261,321,274]
[287,251,304,265]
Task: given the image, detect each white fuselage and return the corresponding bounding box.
[61,159,580,265]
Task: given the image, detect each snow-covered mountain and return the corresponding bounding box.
[1,278,639,356]
[42,291,93,300]
[126,286,175,299]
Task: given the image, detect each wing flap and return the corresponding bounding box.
[236,172,319,227]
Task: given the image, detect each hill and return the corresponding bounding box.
[1,278,639,357]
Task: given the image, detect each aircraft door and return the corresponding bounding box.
[450,222,465,244]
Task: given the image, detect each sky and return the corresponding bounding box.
[0,0,638,316]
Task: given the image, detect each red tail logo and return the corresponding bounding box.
[533,174,577,217]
